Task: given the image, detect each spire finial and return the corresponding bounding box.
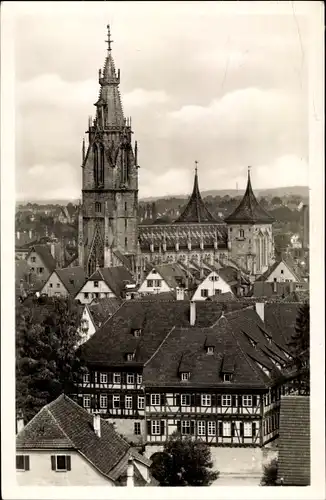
[106,24,113,51]
[195,160,198,175]
[248,166,251,176]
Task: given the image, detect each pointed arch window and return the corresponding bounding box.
[95,202,102,214]
[93,143,99,187]
[99,144,105,187]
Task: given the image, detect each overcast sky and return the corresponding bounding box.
[14,2,310,201]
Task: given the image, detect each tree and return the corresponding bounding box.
[150,432,219,486]
[287,301,310,394]
[16,296,86,422]
[271,196,283,206]
[260,457,279,486]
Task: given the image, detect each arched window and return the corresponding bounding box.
[99,144,105,186]
[93,144,98,187]
[239,229,245,239]
[95,202,101,213]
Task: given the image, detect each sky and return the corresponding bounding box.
[13,1,310,201]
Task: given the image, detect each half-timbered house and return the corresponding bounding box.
[73,300,301,451]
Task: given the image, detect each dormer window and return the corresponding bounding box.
[69,279,74,285]
[181,372,190,381]
[94,281,99,288]
[223,373,232,382]
[132,329,142,337]
[239,229,245,238]
[126,353,135,361]
[206,346,214,355]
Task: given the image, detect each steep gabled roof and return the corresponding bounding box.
[27,245,57,273]
[277,396,310,486]
[88,297,122,327]
[55,266,86,297]
[148,263,187,289]
[256,258,302,282]
[84,266,134,299]
[16,394,130,481]
[225,169,274,224]
[173,168,217,224]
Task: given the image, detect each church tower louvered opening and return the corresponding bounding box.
[78,25,139,276]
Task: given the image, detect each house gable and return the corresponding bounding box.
[265,261,299,283]
[75,279,115,305]
[41,272,69,297]
[138,269,171,294]
[192,271,233,301]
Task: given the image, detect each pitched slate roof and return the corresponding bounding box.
[173,169,217,224]
[225,170,274,224]
[143,316,267,389]
[79,300,249,366]
[28,245,57,272]
[277,396,310,485]
[88,297,122,327]
[85,266,134,298]
[16,394,134,482]
[263,303,301,348]
[55,267,86,297]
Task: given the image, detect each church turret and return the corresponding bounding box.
[225,167,275,276]
[173,162,216,224]
[79,25,139,276]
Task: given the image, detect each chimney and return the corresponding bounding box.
[176,287,185,301]
[190,301,196,326]
[16,411,24,434]
[93,414,101,438]
[126,457,135,487]
[273,278,277,293]
[255,302,265,322]
[16,231,20,240]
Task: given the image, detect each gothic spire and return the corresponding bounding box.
[173,162,217,224]
[95,24,124,127]
[225,167,275,224]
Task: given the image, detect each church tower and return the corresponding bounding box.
[225,168,275,277]
[78,25,139,276]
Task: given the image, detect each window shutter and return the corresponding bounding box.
[133,394,138,412]
[191,394,196,407]
[252,422,257,436]
[108,371,113,384]
[217,395,222,406]
[121,372,126,385]
[190,421,195,435]
[161,420,165,436]
[218,421,223,436]
[24,455,30,471]
[176,394,181,406]
[195,394,201,407]
[120,395,125,409]
[146,394,150,406]
[253,395,258,407]
[238,395,242,407]
[66,455,71,471]
[51,455,56,471]
[211,394,216,407]
[231,422,236,437]
[239,422,244,437]
[232,395,237,407]
[177,421,181,434]
[108,394,113,409]
[147,420,151,436]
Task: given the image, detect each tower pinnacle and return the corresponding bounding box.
[195,160,198,175]
[106,24,113,51]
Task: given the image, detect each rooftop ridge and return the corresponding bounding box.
[143,326,176,367]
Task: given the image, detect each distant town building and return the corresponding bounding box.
[40,267,86,298]
[75,266,135,304]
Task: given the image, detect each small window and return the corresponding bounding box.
[207,421,216,436]
[125,202,127,212]
[151,394,161,406]
[134,422,141,435]
[181,372,190,381]
[137,374,143,385]
[125,237,128,248]
[16,455,29,471]
[94,281,99,288]
[239,229,244,238]
[113,395,120,408]
[147,279,153,287]
[243,395,252,407]
[133,329,141,337]
[201,394,211,407]
[222,395,231,406]
[201,288,209,297]
[223,373,231,382]
[95,202,101,213]
[138,396,145,409]
[206,346,214,354]
[223,421,231,436]
[84,292,89,298]
[113,372,121,384]
[151,420,161,435]
[100,373,107,384]
[181,420,191,435]
[83,396,91,408]
[100,394,107,408]
[31,256,36,263]
[56,283,60,288]
[197,421,206,436]
[243,422,252,437]
[38,267,44,274]
[31,267,35,272]
[127,373,134,385]
[83,373,90,383]
[49,283,53,288]
[55,455,70,471]
[126,353,135,361]
[281,269,284,274]
[181,394,191,406]
[125,395,133,409]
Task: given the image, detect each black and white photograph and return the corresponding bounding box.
[1,1,324,498]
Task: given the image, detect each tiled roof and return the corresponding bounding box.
[277,396,310,485]
[16,394,132,482]
[113,250,135,272]
[256,257,303,283]
[88,297,122,327]
[151,263,187,289]
[225,170,274,224]
[136,291,177,301]
[173,169,217,224]
[55,267,86,297]
[79,301,249,366]
[263,303,300,348]
[143,316,267,389]
[28,245,57,272]
[138,224,228,251]
[86,267,135,299]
